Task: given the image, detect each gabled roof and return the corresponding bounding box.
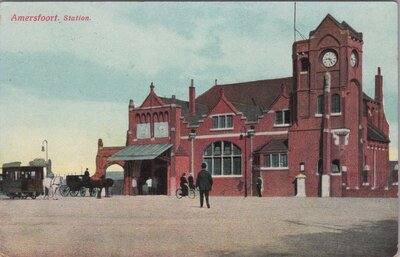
[255,138,288,153]
[309,14,363,42]
[367,124,390,143]
[196,77,293,111]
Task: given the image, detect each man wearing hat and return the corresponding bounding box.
[196,162,213,208]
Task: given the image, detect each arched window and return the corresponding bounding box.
[332,94,341,114]
[203,141,242,176]
[332,160,340,173]
[164,111,169,123]
[135,114,141,124]
[317,95,324,115]
[153,113,159,123]
[300,58,309,72]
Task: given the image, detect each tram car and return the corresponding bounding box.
[1,166,44,199]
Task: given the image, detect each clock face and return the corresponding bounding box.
[322,51,337,68]
[350,52,358,67]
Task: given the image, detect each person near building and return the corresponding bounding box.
[188,173,195,190]
[146,177,152,195]
[132,176,138,196]
[256,175,263,197]
[180,173,188,196]
[196,163,213,208]
[152,175,158,195]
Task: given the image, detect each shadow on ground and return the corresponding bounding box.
[212,219,397,257]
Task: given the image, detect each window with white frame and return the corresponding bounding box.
[212,115,233,129]
[203,141,241,176]
[275,110,290,125]
[317,95,324,115]
[331,94,341,114]
[264,153,288,168]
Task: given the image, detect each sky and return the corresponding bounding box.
[0,2,398,175]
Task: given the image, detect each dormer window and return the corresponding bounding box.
[211,114,233,129]
[275,110,290,126]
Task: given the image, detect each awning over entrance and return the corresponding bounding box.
[108,144,173,161]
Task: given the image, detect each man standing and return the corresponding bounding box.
[146,177,152,195]
[196,163,213,208]
[256,175,263,197]
[132,176,138,196]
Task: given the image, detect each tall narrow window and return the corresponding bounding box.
[317,95,324,115]
[332,94,341,114]
[300,58,309,72]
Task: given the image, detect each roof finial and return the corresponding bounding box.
[377,67,381,75]
[191,79,194,87]
[215,79,218,86]
[150,82,154,91]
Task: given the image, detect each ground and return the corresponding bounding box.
[0,195,397,257]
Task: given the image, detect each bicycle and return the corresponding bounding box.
[176,184,196,199]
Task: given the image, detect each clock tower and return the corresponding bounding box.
[290,14,364,196]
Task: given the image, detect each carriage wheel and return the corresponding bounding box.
[60,185,70,197]
[90,188,98,197]
[175,188,183,199]
[70,190,79,197]
[79,187,86,197]
[188,189,196,199]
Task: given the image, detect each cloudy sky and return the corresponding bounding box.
[0,2,397,175]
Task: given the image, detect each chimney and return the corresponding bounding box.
[189,79,196,116]
[375,67,383,104]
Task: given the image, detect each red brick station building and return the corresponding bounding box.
[94,15,396,197]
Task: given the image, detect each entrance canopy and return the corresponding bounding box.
[108,144,173,161]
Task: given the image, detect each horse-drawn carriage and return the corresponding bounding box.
[59,175,98,197]
[1,166,44,199]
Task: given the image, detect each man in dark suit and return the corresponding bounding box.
[196,162,213,208]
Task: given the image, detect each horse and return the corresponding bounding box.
[42,176,64,199]
[88,176,114,199]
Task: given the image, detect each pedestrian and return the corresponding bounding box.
[256,175,263,197]
[196,163,213,208]
[146,177,153,195]
[180,173,188,196]
[83,168,90,186]
[188,173,195,190]
[132,176,138,196]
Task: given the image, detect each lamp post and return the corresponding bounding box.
[41,140,48,162]
[41,140,48,177]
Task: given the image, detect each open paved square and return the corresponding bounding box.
[0,196,397,257]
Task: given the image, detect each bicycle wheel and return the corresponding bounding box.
[175,188,183,199]
[188,189,195,199]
